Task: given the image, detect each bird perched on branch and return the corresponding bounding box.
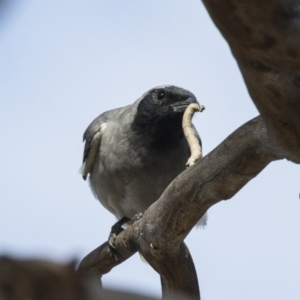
[81,85,207,254]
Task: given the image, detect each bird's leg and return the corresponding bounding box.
[108,213,144,261]
[108,217,130,261]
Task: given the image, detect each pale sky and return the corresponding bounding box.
[0,1,299,300]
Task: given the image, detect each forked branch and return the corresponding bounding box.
[77,116,284,299]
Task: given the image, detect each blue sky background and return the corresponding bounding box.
[0,1,299,299]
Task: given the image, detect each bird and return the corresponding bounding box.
[81,85,207,254]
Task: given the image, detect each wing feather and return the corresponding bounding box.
[82,131,102,180]
[81,120,106,180]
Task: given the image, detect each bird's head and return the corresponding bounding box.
[132,85,199,143]
[135,85,198,121]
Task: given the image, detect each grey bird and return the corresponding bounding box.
[81,85,207,252]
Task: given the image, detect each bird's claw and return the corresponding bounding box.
[132,212,144,222]
[107,214,143,261]
[108,246,119,262]
[107,217,130,262]
[108,232,120,261]
[108,232,117,249]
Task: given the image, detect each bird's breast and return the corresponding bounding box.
[89,116,190,219]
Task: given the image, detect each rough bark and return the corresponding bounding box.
[202,0,300,163]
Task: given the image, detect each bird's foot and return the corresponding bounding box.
[132,212,144,222]
[108,214,144,261]
[108,217,130,261]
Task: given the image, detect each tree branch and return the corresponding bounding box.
[78,116,284,299]
[202,0,300,163]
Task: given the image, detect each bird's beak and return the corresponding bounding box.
[171,97,199,112]
[184,97,199,106]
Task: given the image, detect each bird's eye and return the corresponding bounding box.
[157,91,165,100]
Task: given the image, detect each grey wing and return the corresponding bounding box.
[81,115,107,180]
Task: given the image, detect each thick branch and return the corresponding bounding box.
[137,117,283,296]
[202,0,300,163]
[78,116,284,298]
